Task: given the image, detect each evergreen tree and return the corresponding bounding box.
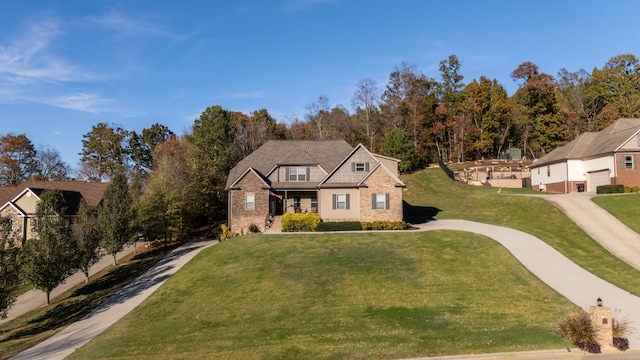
[381,128,418,173]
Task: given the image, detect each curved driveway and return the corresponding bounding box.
[10,193,640,358]
[539,193,640,271]
[416,219,640,350]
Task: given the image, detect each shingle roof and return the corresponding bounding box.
[226,140,354,189]
[0,181,110,211]
[532,118,640,167]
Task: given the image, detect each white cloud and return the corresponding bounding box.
[43,93,112,113]
[0,17,96,84]
[86,9,186,41]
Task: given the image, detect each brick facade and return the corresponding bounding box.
[359,167,403,222]
[229,171,269,234]
[614,153,640,188]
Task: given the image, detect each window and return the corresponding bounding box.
[372,193,390,210]
[547,166,550,177]
[352,162,369,172]
[287,167,309,181]
[624,155,635,169]
[293,196,301,211]
[245,194,255,210]
[311,196,318,211]
[332,193,350,210]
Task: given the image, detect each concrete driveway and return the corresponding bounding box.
[538,193,640,271]
[415,219,640,350]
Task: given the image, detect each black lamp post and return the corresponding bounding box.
[597,297,603,307]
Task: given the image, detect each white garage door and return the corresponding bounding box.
[587,170,610,192]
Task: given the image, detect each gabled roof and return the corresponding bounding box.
[357,162,406,188]
[227,167,271,190]
[318,143,404,187]
[226,140,354,189]
[532,118,640,168]
[0,181,109,215]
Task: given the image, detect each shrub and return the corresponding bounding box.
[281,212,320,232]
[361,220,408,230]
[556,311,600,353]
[612,310,633,351]
[613,337,629,352]
[219,224,237,241]
[316,221,362,232]
[248,223,260,233]
[597,184,624,194]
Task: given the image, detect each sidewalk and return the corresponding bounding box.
[10,239,217,360]
[0,243,140,325]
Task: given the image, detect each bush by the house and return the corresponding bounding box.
[219,224,237,241]
[316,221,362,232]
[596,184,624,194]
[281,212,320,232]
[556,311,600,353]
[248,223,260,233]
[623,186,640,193]
[361,220,408,230]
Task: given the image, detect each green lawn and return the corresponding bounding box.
[68,232,575,360]
[402,169,640,297]
[592,193,640,235]
[17,168,640,359]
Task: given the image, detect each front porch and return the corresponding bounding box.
[269,190,318,216]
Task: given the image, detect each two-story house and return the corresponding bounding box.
[225,140,405,233]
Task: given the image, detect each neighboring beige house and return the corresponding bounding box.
[531,118,640,193]
[225,140,405,233]
[0,181,109,245]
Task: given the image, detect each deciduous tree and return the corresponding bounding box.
[99,173,133,265]
[22,190,76,305]
[33,145,71,181]
[0,216,20,318]
[73,200,102,283]
[0,133,38,186]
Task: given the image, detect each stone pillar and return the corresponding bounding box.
[589,301,613,348]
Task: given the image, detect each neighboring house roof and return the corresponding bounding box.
[0,181,110,216]
[532,118,640,167]
[226,140,354,189]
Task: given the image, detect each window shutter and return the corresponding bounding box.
[346,194,350,209]
[634,155,637,169]
[351,163,355,172]
[385,193,390,210]
[306,167,310,181]
[371,193,376,209]
[365,162,370,172]
[286,167,290,180]
[332,194,337,209]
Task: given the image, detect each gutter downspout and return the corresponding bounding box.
[565,163,569,194]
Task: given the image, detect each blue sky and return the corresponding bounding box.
[1,0,639,169]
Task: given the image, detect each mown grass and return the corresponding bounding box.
[0,244,182,359]
[402,169,640,297]
[15,168,640,359]
[69,232,576,359]
[592,193,640,235]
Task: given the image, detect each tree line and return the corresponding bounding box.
[0,52,639,315]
